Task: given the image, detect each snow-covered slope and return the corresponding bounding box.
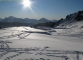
[0,26,83,60]
[56,13,77,28]
[54,11,83,36]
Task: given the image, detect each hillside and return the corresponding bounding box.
[55,11,83,28]
[53,11,83,36]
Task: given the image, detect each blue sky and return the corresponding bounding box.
[0,0,83,20]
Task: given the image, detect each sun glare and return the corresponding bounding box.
[22,0,32,8]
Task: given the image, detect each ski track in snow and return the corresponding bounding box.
[0,26,83,60]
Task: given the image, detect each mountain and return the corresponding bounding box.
[0,16,57,28]
[52,19,58,22]
[38,18,51,23]
[0,16,53,24]
[54,11,83,28]
[0,18,2,21]
[54,10,83,35]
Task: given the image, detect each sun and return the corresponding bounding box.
[22,0,32,8]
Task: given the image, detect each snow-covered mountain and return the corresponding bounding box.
[0,16,37,24]
[55,11,83,28]
[38,18,51,23]
[54,10,83,36]
[0,16,54,24]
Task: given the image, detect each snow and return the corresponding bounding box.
[0,26,83,60]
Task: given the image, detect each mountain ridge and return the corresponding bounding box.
[0,16,57,24]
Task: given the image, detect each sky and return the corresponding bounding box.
[0,0,83,20]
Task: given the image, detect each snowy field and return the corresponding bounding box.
[0,26,83,60]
